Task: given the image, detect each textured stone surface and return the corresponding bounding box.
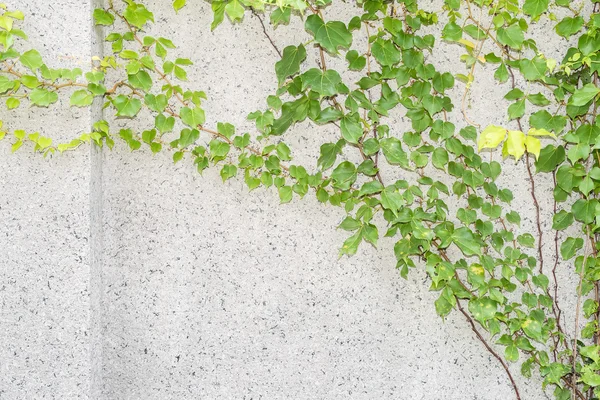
[0,1,95,399]
[1,1,572,399]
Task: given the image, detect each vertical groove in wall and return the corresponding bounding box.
[89,0,105,397]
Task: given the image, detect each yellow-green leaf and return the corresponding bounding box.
[503,130,526,161]
[525,136,541,159]
[478,125,506,151]
[527,128,556,138]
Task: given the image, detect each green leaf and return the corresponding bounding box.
[278,185,293,203]
[155,114,175,133]
[452,227,482,257]
[494,63,509,83]
[340,114,363,144]
[123,4,154,29]
[345,50,366,71]
[517,234,535,248]
[572,199,598,224]
[0,76,14,93]
[209,139,230,160]
[271,8,291,27]
[305,14,352,54]
[371,39,401,66]
[358,181,384,197]
[567,143,590,164]
[555,16,584,38]
[560,237,583,260]
[340,231,362,256]
[380,187,404,213]
[180,106,206,127]
[145,94,168,112]
[505,345,519,363]
[20,49,43,71]
[70,90,93,107]
[570,83,600,107]
[275,45,306,85]
[380,137,409,169]
[468,297,497,324]
[173,151,184,163]
[527,93,550,106]
[552,211,573,230]
[331,161,357,190]
[113,95,142,117]
[497,24,524,50]
[173,0,186,12]
[224,0,245,21]
[529,110,566,134]
[581,370,600,387]
[29,88,58,107]
[442,21,462,41]
[318,141,343,170]
[6,97,19,109]
[432,72,454,94]
[523,0,549,18]
[93,9,115,25]
[339,216,361,231]
[301,68,341,97]
[142,129,156,144]
[507,99,525,120]
[506,211,521,225]
[535,145,565,173]
[432,148,449,170]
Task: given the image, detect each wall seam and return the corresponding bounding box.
[89,0,105,398]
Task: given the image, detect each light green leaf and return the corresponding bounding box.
[555,16,584,38]
[29,88,58,107]
[503,130,526,161]
[570,83,600,107]
[93,9,114,25]
[70,90,93,107]
[497,25,524,50]
[180,106,206,127]
[20,49,43,71]
[173,0,186,12]
[225,0,245,21]
[523,0,549,18]
[112,95,142,117]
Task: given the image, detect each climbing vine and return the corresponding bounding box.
[2,0,600,398]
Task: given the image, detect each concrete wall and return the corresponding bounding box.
[1,1,571,399]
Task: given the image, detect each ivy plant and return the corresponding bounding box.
[2,0,600,398]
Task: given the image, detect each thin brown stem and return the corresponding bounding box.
[457,300,522,400]
[251,10,282,58]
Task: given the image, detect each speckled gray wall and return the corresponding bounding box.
[1,1,573,399]
[1,1,97,399]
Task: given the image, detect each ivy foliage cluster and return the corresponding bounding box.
[2,0,600,398]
